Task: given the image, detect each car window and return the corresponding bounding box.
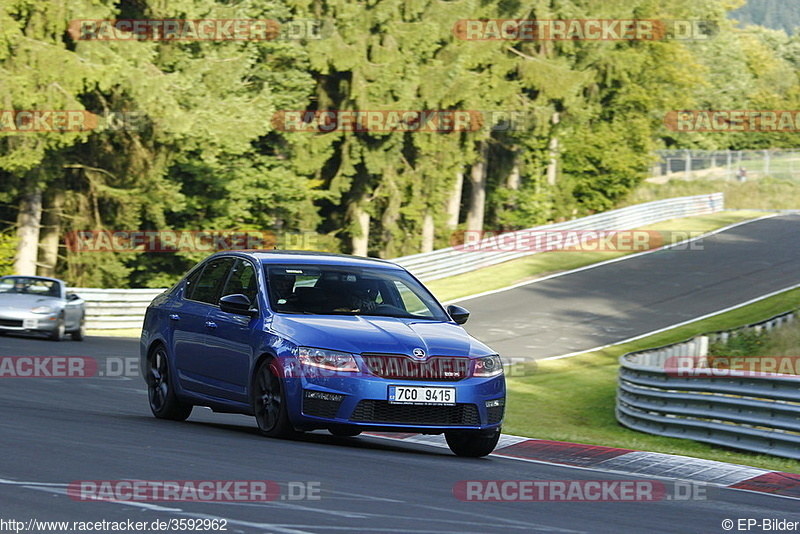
[190,257,235,305]
[264,265,447,320]
[0,277,60,297]
[222,259,259,304]
[392,280,434,317]
[182,266,204,300]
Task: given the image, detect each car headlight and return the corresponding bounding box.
[298,347,359,372]
[474,355,503,377]
[31,306,55,314]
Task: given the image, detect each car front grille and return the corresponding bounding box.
[350,400,480,426]
[0,319,23,327]
[361,354,470,381]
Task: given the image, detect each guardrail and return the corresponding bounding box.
[394,193,724,282]
[73,193,724,329]
[616,311,800,460]
[68,288,165,330]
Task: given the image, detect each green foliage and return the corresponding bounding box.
[0,232,16,276]
[708,329,767,358]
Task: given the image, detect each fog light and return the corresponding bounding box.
[304,390,345,403]
[485,398,505,408]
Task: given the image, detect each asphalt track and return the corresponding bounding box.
[462,214,800,359]
[1,215,799,532]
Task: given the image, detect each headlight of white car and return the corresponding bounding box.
[31,306,56,314]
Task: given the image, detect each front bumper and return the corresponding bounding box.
[284,366,506,432]
[0,311,60,334]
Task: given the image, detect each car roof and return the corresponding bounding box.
[209,250,404,270]
[0,275,63,284]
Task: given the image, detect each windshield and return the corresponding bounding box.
[265,265,449,321]
[0,276,61,297]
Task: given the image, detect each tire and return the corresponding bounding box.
[445,428,501,458]
[328,426,362,437]
[252,359,296,438]
[70,315,85,341]
[146,345,192,421]
[49,315,65,341]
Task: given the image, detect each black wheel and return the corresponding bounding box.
[445,429,501,457]
[146,345,192,421]
[253,359,296,438]
[70,315,85,341]
[328,426,362,437]
[49,315,65,341]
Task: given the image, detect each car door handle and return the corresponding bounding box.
[205,321,217,329]
[169,314,180,321]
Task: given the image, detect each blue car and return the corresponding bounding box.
[140,251,505,457]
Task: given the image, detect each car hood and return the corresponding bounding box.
[0,293,61,311]
[272,314,496,358]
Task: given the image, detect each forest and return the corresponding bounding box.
[1,0,799,288]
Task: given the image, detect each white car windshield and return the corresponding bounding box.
[0,276,60,297]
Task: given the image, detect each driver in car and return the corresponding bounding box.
[333,284,378,313]
[12,279,28,293]
[271,274,296,306]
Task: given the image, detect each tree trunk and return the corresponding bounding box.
[421,210,434,253]
[446,171,464,229]
[379,182,401,258]
[38,188,65,277]
[14,186,43,276]
[465,141,488,232]
[507,155,521,190]
[349,202,370,257]
[546,112,560,186]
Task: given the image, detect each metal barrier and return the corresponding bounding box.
[73,193,724,329]
[69,288,166,330]
[616,311,800,460]
[394,193,724,281]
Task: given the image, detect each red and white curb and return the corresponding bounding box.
[364,432,800,500]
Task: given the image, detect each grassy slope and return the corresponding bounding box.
[626,178,800,211]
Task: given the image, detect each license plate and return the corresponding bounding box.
[23,318,38,329]
[388,386,456,405]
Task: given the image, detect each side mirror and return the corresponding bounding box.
[219,294,256,316]
[67,293,81,301]
[447,304,470,325]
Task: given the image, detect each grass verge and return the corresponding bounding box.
[504,286,800,473]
